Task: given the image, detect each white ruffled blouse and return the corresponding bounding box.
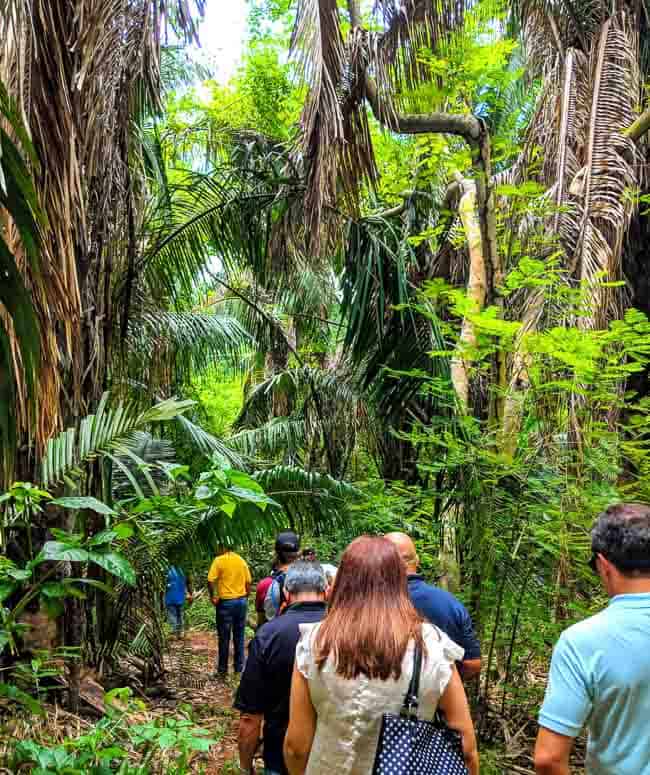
[295,621,464,774]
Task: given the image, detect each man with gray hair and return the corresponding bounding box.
[535,503,650,774]
[235,561,328,775]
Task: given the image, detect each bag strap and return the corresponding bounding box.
[401,636,422,718]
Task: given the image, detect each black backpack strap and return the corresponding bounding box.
[401,636,423,718]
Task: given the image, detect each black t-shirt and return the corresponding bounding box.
[234,601,327,774]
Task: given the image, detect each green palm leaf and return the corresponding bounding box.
[229,417,307,459]
[175,414,247,470]
[41,393,194,489]
[0,80,44,483]
[254,465,363,531]
[126,310,252,380]
[111,431,177,499]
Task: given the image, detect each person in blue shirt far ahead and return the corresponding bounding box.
[385,532,482,679]
[165,566,192,635]
[535,503,650,775]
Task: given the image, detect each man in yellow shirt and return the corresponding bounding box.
[208,545,252,677]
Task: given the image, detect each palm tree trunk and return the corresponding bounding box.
[450,180,486,408]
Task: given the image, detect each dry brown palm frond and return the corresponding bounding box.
[0,0,205,466]
[338,27,379,215]
[575,11,639,325]
[292,0,346,249]
[519,0,610,68]
[375,0,466,101]
[548,48,590,261]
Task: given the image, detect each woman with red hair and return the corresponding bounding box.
[284,535,479,774]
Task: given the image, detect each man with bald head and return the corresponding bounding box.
[385,531,481,679]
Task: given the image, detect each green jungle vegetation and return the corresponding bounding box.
[1,0,650,771]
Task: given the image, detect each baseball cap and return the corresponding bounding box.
[275,530,300,552]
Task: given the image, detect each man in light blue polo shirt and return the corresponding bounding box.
[535,503,650,774]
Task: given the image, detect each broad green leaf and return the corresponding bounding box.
[0,582,17,602]
[227,485,278,508]
[0,683,45,715]
[114,523,134,539]
[226,469,264,493]
[41,542,90,563]
[50,529,83,544]
[52,496,115,515]
[156,729,177,749]
[41,582,68,598]
[42,581,86,600]
[88,529,119,547]
[194,484,212,501]
[7,568,31,581]
[188,736,215,751]
[89,552,136,586]
[97,746,128,760]
[219,497,237,517]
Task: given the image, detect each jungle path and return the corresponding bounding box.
[160,630,253,773]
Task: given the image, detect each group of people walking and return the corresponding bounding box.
[234,531,480,775]
[168,502,650,774]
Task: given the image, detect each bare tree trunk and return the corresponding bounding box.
[450,180,487,408]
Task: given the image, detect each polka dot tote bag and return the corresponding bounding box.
[372,642,468,775]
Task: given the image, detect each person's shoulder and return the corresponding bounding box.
[422,622,441,643]
[253,613,292,650]
[413,579,466,609]
[260,614,320,651]
[227,551,247,565]
[255,615,283,638]
[559,607,612,649]
[421,623,465,663]
[299,620,321,640]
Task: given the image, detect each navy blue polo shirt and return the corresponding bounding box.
[407,575,481,661]
[234,601,327,774]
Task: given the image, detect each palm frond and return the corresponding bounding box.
[229,417,307,460]
[291,0,349,248]
[175,414,247,470]
[143,168,304,303]
[112,431,177,500]
[0,79,43,484]
[340,214,414,372]
[160,45,211,92]
[575,13,639,324]
[212,291,285,356]
[375,0,467,100]
[237,366,363,428]
[254,465,363,532]
[40,393,194,490]
[125,310,252,385]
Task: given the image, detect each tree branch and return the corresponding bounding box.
[363,77,498,299]
[625,107,650,142]
[364,78,482,144]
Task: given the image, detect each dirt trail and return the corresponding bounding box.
[156,629,254,773]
